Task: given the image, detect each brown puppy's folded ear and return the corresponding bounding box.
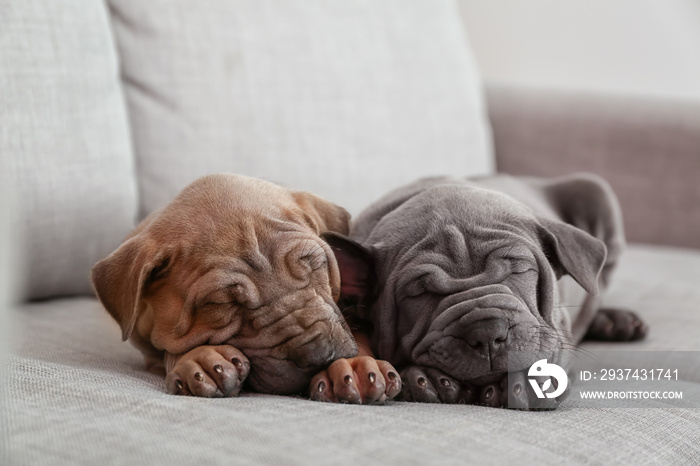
[537,216,607,296]
[321,233,375,303]
[91,236,168,341]
[292,191,351,235]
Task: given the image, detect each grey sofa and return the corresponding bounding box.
[2,1,699,464]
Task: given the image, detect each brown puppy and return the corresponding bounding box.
[92,174,400,403]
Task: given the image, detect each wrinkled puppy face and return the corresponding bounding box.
[92,174,358,394]
[332,185,605,385]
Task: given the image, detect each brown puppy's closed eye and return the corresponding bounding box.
[91,173,401,403]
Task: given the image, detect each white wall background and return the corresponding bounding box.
[458,0,700,101]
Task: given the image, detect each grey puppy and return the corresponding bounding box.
[325,173,647,409]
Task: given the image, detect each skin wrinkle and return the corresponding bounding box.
[244,320,330,358]
[411,288,554,367]
[391,223,558,370]
[346,176,613,384]
[235,297,334,349]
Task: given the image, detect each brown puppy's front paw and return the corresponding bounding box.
[309,356,401,404]
[399,366,477,404]
[585,308,648,341]
[165,345,250,397]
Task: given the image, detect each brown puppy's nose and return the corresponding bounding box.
[465,318,509,359]
[290,335,336,370]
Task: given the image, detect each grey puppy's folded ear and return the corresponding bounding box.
[537,216,607,296]
[321,233,375,303]
[91,235,169,341]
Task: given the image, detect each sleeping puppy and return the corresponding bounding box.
[322,173,647,409]
[92,174,401,403]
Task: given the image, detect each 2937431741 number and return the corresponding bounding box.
[599,368,678,381]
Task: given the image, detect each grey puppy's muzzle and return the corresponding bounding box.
[411,284,553,383]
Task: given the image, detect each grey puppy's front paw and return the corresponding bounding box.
[399,366,477,404]
[399,365,569,410]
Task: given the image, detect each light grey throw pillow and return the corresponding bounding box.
[1,0,138,299]
[109,0,494,217]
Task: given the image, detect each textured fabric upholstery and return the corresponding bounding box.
[4,245,700,464]
[3,1,699,464]
[0,0,138,300]
[108,0,493,218]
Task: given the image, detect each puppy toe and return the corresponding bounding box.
[351,357,387,404]
[621,310,649,340]
[608,308,637,340]
[425,368,461,404]
[309,370,335,402]
[400,366,439,403]
[524,373,568,411]
[479,382,503,408]
[327,359,362,404]
[586,311,615,340]
[165,372,191,396]
[199,352,242,397]
[502,372,529,410]
[376,360,402,401]
[457,382,477,405]
[214,346,251,382]
[181,360,223,398]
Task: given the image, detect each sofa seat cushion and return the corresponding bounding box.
[4,245,700,464]
[586,244,700,353]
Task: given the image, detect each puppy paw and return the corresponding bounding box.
[165,345,250,397]
[399,366,477,404]
[398,366,569,411]
[502,371,570,411]
[585,307,648,341]
[309,356,401,404]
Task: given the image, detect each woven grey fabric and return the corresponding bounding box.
[0,0,138,299]
[588,245,700,355]
[4,245,700,465]
[487,83,700,250]
[0,178,12,466]
[108,0,494,218]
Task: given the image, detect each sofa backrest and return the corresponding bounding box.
[2,0,494,300]
[1,0,138,300]
[109,0,493,219]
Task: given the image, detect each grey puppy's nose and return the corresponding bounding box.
[465,318,510,359]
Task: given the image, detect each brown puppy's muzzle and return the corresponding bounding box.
[242,314,358,395]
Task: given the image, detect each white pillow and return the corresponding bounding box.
[109,0,494,217]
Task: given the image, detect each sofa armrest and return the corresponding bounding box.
[487,84,700,249]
